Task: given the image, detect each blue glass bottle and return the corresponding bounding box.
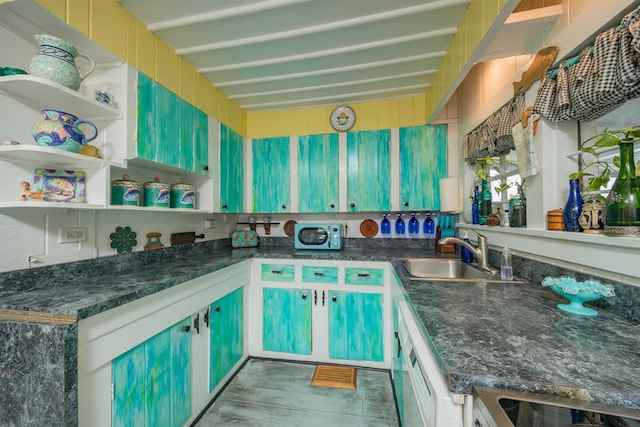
[423,212,435,238]
[408,213,420,235]
[460,231,473,263]
[395,214,405,235]
[479,179,492,225]
[381,214,391,235]
[563,178,584,232]
[471,185,480,224]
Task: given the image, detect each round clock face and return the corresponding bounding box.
[329,106,356,132]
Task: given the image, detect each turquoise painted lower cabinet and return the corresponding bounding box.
[328,291,384,362]
[209,287,244,392]
[112,317,192,427]
[263,287,312,355]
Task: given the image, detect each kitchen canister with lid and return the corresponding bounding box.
[111,174,140,206]
[170,179,196,209]
[143,176,170,208]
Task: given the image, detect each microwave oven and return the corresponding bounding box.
[294,223,343,250]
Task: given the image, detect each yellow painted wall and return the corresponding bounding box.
[246,96,427,139]
[34,0,247,136]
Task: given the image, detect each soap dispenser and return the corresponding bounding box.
[501,245,513,280]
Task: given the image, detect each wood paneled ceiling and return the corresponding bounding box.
[119,0,472,112]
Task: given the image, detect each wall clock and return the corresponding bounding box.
[329,105,356,132]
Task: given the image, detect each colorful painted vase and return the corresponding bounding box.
[32,109,97,153]
[579,199,605,234]
[29,34,95,90]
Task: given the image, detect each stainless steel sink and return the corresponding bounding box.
[397,258,524,283]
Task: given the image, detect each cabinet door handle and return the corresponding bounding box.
[331,295,337,302]
[282,204,287,209]
[350,202,356,208]
[222,204,228,209]
[314,290,317,305]
[301,293,307,300]
[313,271,324,276]
[271,269,283,274]
[395,331,402,358]
[323,291,326,306]
[204,308,210,328]
[357,272,370,278]
[213,306,221,313]
[194,313,200,334]
[330,203,335,208]
[181,325,191,333]
[403,201,409,207]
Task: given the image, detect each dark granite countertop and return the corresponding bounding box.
[393,261,640,411]
[2,242,639,412]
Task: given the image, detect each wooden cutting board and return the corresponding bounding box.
[170,232,204,246]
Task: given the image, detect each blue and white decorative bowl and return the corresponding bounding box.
[542,276,615,316]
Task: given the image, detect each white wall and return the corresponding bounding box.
[453,0,640,285]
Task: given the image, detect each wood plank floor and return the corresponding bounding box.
[194,359,400,427]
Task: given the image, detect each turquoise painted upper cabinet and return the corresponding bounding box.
[137,72,156,163]
[347,130,391,212]
[263,287,312,355]
[136,71,208,175]
[252,136,290,212]
[298,134,339,212]
[328,291,384,362]
[399,124,447,210]
[209,287,244,391]
[112,317,192,427]
[192,107,209,175]
[219,124,244,212]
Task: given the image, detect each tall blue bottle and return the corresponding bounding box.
[472,185,480,224]
[395,214,405,235]
[563,178,584,232]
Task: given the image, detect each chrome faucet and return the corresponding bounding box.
[438,229,498,274]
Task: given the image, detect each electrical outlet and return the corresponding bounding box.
[204,219,217,229]
[58,227,87,243]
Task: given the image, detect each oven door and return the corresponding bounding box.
[472,386,640,427]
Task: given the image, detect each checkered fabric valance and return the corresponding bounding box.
[533,5,640,123]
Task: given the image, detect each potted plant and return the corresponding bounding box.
[570,126,640,236]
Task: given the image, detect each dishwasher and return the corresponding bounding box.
[397,302,464,426]
[472,386,640,427]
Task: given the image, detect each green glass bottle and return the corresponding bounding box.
[478,179,492,225]
[604,141,640,237]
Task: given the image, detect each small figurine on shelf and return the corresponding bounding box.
[20,181,44,201]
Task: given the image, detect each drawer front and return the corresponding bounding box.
[344,267,384,286]
[301,266,339,284]
[260,263,295,282]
